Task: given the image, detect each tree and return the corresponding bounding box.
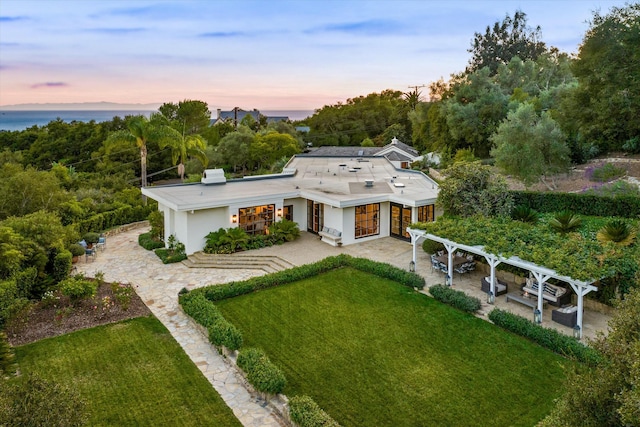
[467,10,546,75]
[541,286,640,426]
[158,133,208,181]
[567,4,640,153]
[436,161,513,217]
[105,114,181,188]
[249,131,300,170]
[158,99,211,135]
[216,127,254,172]
[491,103,571,189]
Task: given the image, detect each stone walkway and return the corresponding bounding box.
[76,226,612,427]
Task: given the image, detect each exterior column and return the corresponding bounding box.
[484,256,501,296]
[443,243,457,284]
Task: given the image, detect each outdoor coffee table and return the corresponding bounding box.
[506,293,547,309]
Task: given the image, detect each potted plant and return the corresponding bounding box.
[68,243,86,263]
[82,232,100,249]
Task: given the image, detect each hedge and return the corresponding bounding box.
[76,205,154,235]
[488,308,602,366]
[154,248,187,264]
[429,285,481,313]
[236,347,286,395]
[289,395,341,427]
[511,191,640,218]
[193,254,425,303]
[138,232,165,250]
[179,293,243,351]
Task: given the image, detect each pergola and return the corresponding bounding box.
[407,228,598,339]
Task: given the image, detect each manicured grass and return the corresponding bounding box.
[14,316,241,427]
[216,267,574,427]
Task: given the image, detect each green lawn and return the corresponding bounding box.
[216,267,574,427]
[14,316,241,427]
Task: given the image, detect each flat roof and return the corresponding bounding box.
[142,156,439,212]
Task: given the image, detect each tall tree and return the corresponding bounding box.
[467,10,546,75]
[567,3,640,153]
[158,133,209,181]
[491,103,570,189]
[158,99,211,135]
[105,114,181,188]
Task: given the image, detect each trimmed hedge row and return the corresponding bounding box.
[236,347,287,395]
[154,248,187,264]
[488,308,602,366]
[511,190,640,218]
[138,232,165,250]
[193,254,425,303]
[76,205,154,235]
[289,395,340,427]
[179,293,243,351]
[429,285,481,313]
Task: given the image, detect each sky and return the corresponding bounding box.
[0,0,628,111]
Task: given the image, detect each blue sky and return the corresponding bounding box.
[0,0,626,110]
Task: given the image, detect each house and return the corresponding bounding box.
[305,137,423,169]
[210,108,289,126]
[141,154,439,255]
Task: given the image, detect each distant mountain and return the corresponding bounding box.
[0,102,161,111]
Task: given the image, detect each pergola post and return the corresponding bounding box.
[484,256,502,297]
[568,282,598,339]
[530,271,552,320]
[443,243,457,284]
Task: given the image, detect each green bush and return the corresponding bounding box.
[0,331,17,377]
[422,238,445,254]
[289,395,341,427]
[82,232,100,245]
[59,275,97,301]
[154,248,187,264]
[237,347,286,395]
[148,210,164,240]
[68,243,86,257]
[138,232,164,250]
[208,319,243,351]
[52,250,72,283]
[488,309,602,366]
[511,191,640,218]
[429,285,481,313]
[181,293,243,350]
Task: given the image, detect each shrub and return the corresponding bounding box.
[511,205,538,224]
[52,250,72,283]
[154,248,187,264]
[208,319,243,351]
[422,239,445,255]
[0,331,17,377]
[586,162,626,182]
[429,285,481,313]
[138,232,164,250]
[111,283,134,310]
[68,243,86,257]
[548,211,582,233]
[289,395,341,427]
[59,275,97,301]
[511,191,640,218]
[148,210,164,240]
[82,232,100,245]
[488,309,602,366]
[237,347,286,395]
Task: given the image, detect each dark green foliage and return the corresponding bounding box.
[179,293,243,351]
[154,248,187,264]
[488,309,602,366]
[289,395,340,427]
[0,331,17,377]
[429,285,481,313]
[52,250,72,283]
[68,243,86,257]
[236,347,286,395]
[148,210,164,240]
[138,232,164,250]
[511,205,539,224]
[549,211,582,233]
[587,162,626,183]
[76,205,154,235]
[596,219,636,246]
[0,374,88,427]
[268,219,300,243]
[191,255,424,303]
[59,275,97,301]
[0,279,27,329]
[82,232,100,245]
[511,190,640,218]
[421,238,445,254]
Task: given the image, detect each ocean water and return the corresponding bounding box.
[0,109,314,131]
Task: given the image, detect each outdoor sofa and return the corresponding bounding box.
[522,279,572,307]
[551,306,579,327]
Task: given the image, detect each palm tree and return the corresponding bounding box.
[105,114,181,189]
[159,130,209,181]
[597,219,636,246]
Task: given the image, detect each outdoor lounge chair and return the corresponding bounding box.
[481,276,508,296]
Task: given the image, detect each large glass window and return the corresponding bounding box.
[283,205,293,221]
[307,200,323,233]
[239,205,275,235]
[355,203,380,238]
[417,205,435,223]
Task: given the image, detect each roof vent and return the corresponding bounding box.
[365,179,374,187]
[201,169,226,184]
